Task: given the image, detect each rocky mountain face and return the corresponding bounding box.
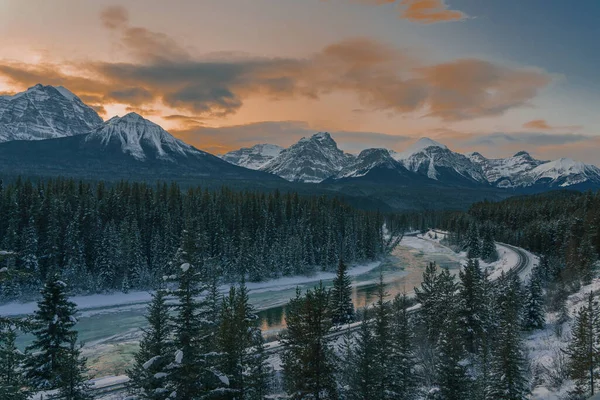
[3,83,599,192]
[0,84,102,142]
[226,134,600,190]
[259,132,355,183]
[0,112,281,182]
[221,144,283,170]
[391,138,487,185]
[84,112,199,162]
[326,148,420,184]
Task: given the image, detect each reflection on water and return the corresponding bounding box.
[16,236,463,377]
[256,240,462,333]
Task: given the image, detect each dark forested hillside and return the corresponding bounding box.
[0,178,389,300]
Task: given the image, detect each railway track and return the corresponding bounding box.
[87,234,535,398]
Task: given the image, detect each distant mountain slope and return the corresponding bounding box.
[0,84,102,142]
[326,148,422,184]
[391,138,488,185]
[0,113,281,182]
[221,143,283,169]
[260,132,354,182]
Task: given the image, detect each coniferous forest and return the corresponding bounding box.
[2,183,600,399]
[0,178,389,301]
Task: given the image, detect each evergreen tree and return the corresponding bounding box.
[487,273,529,400]
[389,293,418,399]
[281,283,337,399]
[128,289,173,400]
[566,292,599,397]
[217,281,271,400]
[347,308,376,400]
[0,326,31,400]
[414,262,441,344]
[459,258,485,354]
[330,259,355,325]
[25,278,90,398]
[524,273,545,331]
[57,338,92,400]
[480,225,498,262]
[466,223,481,259]
[435,307,470,400]
[371,273,392,399]
[166,234,229,399]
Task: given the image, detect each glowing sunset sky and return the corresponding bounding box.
[1,0,599,162]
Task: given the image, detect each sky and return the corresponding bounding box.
[0,0,599,163]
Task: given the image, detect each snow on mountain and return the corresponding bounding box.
[334,148,399,179]
[527,158,600,187]
[221,143,284,170]
[260,132,354,183]
[393,137,448,160]
[468,152,600,188]
[0,84,103,142]
[468,151,546,188]
[85,112,199,162]
[0,111,283,182]
[326,147,420,184]
[392,137,487,184]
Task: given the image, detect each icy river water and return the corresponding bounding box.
[13,235,463,377]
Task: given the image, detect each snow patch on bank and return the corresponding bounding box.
[0,261,382,317]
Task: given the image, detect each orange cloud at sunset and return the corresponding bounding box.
[523,119,552,130]
[347,0,467,23]
[400,0,467,24]
[0,6,552,129]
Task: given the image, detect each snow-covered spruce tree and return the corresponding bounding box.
[57,337,92,400]
[166,233,231,399]
[471,269,496,400]
[25,277,90,398]
[414,262,441,344]
[434,304,471,400]
[459,258,485,354]
[20,216,40,289]
[330,259,355,325]
[389,293,418,399]
[371,273,393,399]
[480,225,498,262]
[281,283,337,399]
[487,272,529,400]
[127,289,173,400]
[466,223,481,259]
[347,308,377,400]
[0,326,31,400]
[566,292,599,398]
[217,281,271,400]
[524,272,545,331]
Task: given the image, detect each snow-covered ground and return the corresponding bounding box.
[0,261,382,318]
[529,278,600,399]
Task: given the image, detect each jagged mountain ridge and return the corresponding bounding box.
[259,132,355,183]
[0,84,103,142]
[0,112,282,182]
[225,135,600,189]
[220,143,283,170]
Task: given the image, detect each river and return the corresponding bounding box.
[15,235,464,377]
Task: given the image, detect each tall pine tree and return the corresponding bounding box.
[281,283,337,399]
[330,259,355,325]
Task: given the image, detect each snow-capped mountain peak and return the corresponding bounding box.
[394,137,448,160]
[221,143,284,170]
[86,112,197,161]
[527,158,600,187]
[260,132,354,182]
[0,84,103,142]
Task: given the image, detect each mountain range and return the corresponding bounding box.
[223,134,600,190]
[0,84,599,210]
